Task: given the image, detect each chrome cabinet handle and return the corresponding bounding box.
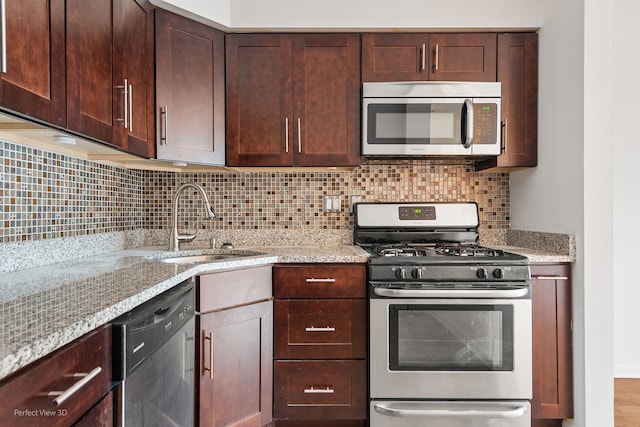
[304,386,334,394]
[434,43,439,71]
[462,99,474,148]
[160,105,168,145]
[285,117,289,153]
[421,43,426,70]
[203,331,213,379]
[305,326,336,332]
[48,367,102,406]
[297,117,302,153]
[116,79,129,129]
[128,83,133,132]
[0,0,6,74]
[535,276,569,280]
[305,278,336,283]
[374,402,528,418]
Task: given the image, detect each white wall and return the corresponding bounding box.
[613,0,640,379]
[511,0,615,425]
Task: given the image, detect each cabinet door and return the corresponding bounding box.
[199,301,273,427]
[361,33,429,82]
[155,10,225,165]
[113,0,155,157]
[0,0,65,127]
[428,33,497,81]
[225,33,293,167]
[531,264,574,420]
[66,0,114,143]
[293,34,361,166]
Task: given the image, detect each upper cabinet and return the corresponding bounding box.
[66,0,155,158]
[0,0,66,127]
[477,32,538,171]
[362,33,496,82]
[155,10,225,165]
[226,33,361,167]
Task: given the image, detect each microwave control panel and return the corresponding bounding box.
[474,103,498,144]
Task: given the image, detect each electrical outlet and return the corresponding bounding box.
[323,195,341,212]
[349,195,362,213]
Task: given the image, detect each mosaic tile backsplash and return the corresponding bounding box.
[1,140,509,244]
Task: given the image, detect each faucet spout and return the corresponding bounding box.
[169,183,215,251]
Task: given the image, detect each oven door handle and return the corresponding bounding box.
[373,402,528,418]
[372,286,529,299]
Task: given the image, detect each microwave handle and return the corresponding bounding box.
[462,99,474,148]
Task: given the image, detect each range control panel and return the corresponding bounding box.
[399,206,436,221]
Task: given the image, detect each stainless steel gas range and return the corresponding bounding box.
[354,202,532,427]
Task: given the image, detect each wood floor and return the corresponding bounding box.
[615,378,640,427]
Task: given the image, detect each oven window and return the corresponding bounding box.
[367,103,462,145]
[388,304,514,371]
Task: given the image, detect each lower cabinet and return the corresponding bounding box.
[0,325,112,427]
[273,264,367,427]
[197,266,273,427]
[531,263,574,426]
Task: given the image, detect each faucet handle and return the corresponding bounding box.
[177,232,196,243]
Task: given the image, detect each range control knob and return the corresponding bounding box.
[411,268,423,279]
[395,268,406,279]
[493,268,505,279]
[476,268,488,279]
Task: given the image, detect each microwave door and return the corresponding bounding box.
[363,98,471,156]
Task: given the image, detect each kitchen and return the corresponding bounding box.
[0,0,632,427]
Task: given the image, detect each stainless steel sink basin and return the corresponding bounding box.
[149,250,265,264]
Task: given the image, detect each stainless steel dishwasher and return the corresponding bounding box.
[112,278,195,426]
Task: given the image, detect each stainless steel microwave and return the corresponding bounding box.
[362,81,501,157]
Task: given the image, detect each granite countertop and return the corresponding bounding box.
[0,245,368,382]
[0,238,570,382]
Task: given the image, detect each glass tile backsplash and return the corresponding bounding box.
[1,140,509,243]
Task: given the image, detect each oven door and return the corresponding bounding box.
[369,295,531,400]
[370,400,531,427]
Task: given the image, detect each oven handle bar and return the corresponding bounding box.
[373,402,528,418]
[372,286,529,299]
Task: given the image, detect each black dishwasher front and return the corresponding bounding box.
[112,278,195,426]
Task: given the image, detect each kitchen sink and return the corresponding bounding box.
[147,250,266,264]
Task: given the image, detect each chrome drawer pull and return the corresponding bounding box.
[49,367,102,406]
[203,331,213,380]
[304,386,335,394]
[305,278,336,283]
[305,326,336,332]
[535,276,569,280]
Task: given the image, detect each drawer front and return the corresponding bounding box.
[0,325,112,427]
[198,265,272,313]
[274,265,366,299]
[275,299,366,359]
[274,360,367,420]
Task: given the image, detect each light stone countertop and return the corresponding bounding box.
[0,239,570,382]
[0,245,368,381]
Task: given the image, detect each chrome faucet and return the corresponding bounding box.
[169,183,215,251]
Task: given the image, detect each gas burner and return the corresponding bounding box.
[437,243,505,258]
[373,245,436,257]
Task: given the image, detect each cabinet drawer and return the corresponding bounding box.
[198,265,272,313]
[274,265,366,299]
[275,299,366,359]
[0,325,112,427]
[274,360,366,420]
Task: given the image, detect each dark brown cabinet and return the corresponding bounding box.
[226,33,360,167]
[66,0,154,157]
[477,32,538,171]
[273,264,367,426]
[155,9,225,165]
[0,325,112,426]
[197,266,273,427]
[531,264,573,426]
[362,33,496,82]
[0,0,66,127]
